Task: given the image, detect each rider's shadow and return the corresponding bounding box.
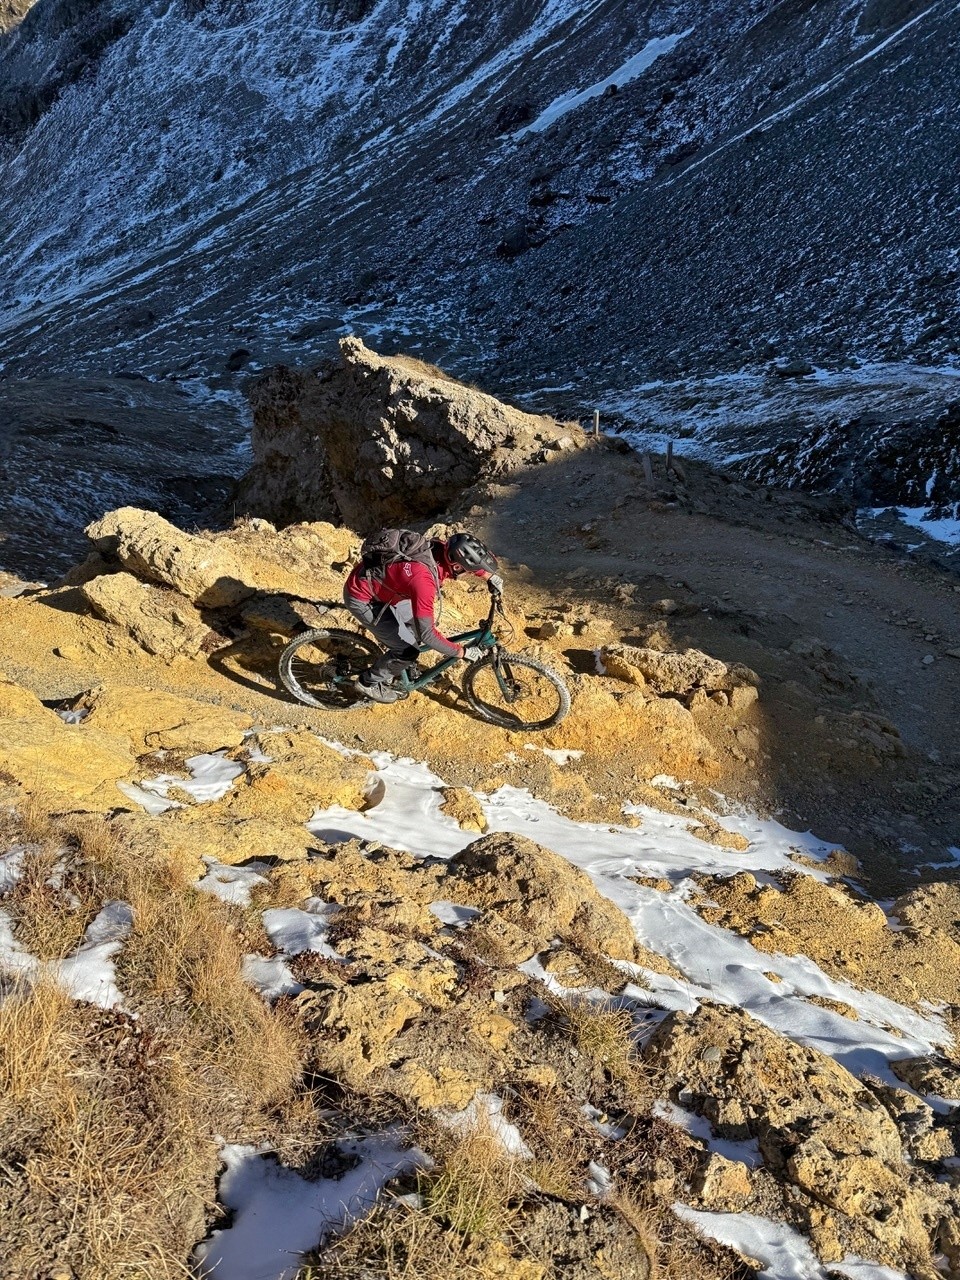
[207,636,292,701]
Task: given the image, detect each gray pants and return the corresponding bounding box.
[344,595,420,683]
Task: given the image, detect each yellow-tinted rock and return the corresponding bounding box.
[77,685,252,754]
[448,831,636,962]
[693,1153,754,1211]
[111,809,314,877]
[0,672,48,719]
[440,786,487,832]
[80,573,211,660]
[85,507,254,608]
[0,715,135,811]
[389,1060,483,1110]
[231,730,373,822]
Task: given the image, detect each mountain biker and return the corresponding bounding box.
[344,532,504,703]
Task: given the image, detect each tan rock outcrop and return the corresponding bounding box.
[0,670,46,719]
[86,508,254,608]
[692,1152,754,1211]
[440,786,487,832]
[76,686,253,754]
[645,1002,956,1275]
[109,810,314,878]
[232,730,373,822]
[551,681,720,779]
[601,644,732,698]
[0,709,135,810]
[891,1055,960,1101]
[447,831,637,963]
[693,870,960,1009]
[80,573,212,659]
[240,337,582,529]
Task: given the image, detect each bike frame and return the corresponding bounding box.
[392,593,501,694]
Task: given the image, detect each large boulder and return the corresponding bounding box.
[646,1002,956,1275]
[84,511,352,631]
[79,572,212,660]
[601,644,732,697]
[86,508,253,608]
[240,337,581,528]
[446,831,637,963]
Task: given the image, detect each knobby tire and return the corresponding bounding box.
[463,651,570,731]
[278,627,378,710]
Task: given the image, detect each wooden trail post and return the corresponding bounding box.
[593,409,600,437]
[666,440,674,473]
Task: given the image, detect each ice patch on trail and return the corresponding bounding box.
[674,1206,910,1280]
[0,907,38,985]
[306,753,949,1075]
[429,900,482,928]
[526,743,583,766]
[117,780,180,815]
[140,751,244,804]
[194,1137,425,1280]
[518,30,692,135]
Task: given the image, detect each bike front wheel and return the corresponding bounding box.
[463,651,570,731]
[279,627,379,710]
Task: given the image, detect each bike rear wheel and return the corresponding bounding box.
[463,651,570,731]
[279,627,379,710]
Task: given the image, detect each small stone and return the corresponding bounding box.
[693,1153,754,1210]
[922,654,935,665]
[944,648,960,660]
[729,684,759,714]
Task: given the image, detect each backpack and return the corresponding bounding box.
[360,528,439,588]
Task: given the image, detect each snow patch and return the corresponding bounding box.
[194,857,272,907]
[519,31,692,135]
[262,901,342,960]
[56,900,133,1009]
[868,505,960,546]
[437,1092,531,1158]
[674,1205,910,1280]
[195,1137,424,1280]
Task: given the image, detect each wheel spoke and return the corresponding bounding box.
[464,653,569,731]
[279,628,377,710]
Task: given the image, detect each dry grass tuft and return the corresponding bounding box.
[15,785,61,844]
[556,997,654,1106]
[0,809,308,1278]
[310,1106,535,1279]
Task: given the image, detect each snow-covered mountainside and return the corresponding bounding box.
[0,0,957,547]
[0,0,957,384]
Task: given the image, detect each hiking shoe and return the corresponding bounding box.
[358,674,400,704]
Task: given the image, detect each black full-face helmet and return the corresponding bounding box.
[444,532,498,576]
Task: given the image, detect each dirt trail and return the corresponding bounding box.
[456,441,960,890]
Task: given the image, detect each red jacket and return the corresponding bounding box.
[345,559,489,657]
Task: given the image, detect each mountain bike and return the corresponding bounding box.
[278,589,570,731]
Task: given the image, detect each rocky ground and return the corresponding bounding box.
[0,348,959,1278]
